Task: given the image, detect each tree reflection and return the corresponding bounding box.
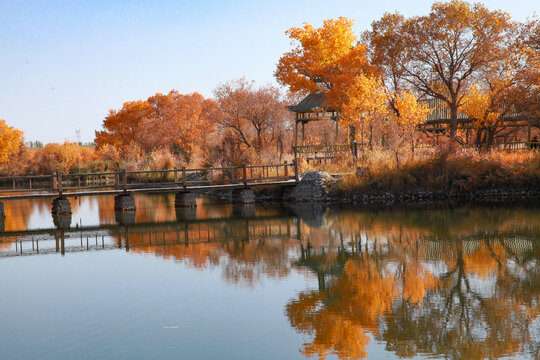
[286,209,539,360]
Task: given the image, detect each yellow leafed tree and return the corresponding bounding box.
[275,17,375,110]
[0,119,24,165]
[386,91,429,169]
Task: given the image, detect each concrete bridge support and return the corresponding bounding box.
[175,192,197,208]
[53,214,72,229]
[114,194,136,212]
[176,207,197,221]
[233,204,255,218]
[232,189,255,204]
[115,211,136,226]
[52,197,72,215]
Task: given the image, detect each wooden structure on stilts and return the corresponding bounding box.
[289,93,353,162]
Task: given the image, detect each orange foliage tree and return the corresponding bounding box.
[385,91,430,168]
[95,91,217,163]
[0,119,24,167]
[30,142,97,173]
[275,17,376,114]
[365,0,515,142]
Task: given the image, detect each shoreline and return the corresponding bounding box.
[207,184,540,207]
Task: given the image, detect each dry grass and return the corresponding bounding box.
[323,148,540,193]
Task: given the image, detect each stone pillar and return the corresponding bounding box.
[53,215,72,229]
[232,188,255,204]
[175,192,197,208]
[176,207,197,221]
[232,204,255,218]
[115,211,136,226]
[52,197,72,215]
[114,194,136,212]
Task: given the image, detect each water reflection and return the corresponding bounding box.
[0,195,538,359]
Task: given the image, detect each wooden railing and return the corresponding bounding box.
[0,162,299,196]
[495,142,537,150]
[293,144,351,154]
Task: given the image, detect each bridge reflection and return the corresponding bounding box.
[0,205,304,258]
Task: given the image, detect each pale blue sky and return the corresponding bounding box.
[0,0,537,143]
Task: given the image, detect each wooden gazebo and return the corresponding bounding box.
[288,93,352,160]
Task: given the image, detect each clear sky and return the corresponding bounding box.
[1,0,538,143]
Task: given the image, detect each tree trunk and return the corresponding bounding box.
[474,129,483,148]
[369,125,373,151]
[486,127,496,150]
[449,103,458,145]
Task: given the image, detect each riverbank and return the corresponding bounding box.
[203,149,540,206]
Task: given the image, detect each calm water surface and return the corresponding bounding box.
[0,195,538,360]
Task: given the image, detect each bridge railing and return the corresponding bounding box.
[0,174,54,193]
[0,162,298,195]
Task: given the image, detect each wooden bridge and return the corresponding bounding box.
[0,162,300,216]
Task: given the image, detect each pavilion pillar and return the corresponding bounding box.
[301,121,305,146]
[294,117,298,149]
[334,119,339,144]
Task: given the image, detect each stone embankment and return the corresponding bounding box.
[208,171,540,205]
[337,188,540,205]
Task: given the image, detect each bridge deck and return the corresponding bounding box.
[0,163,299,201]
[0,180,297,201]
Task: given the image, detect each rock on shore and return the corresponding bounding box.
[284,171,336,202]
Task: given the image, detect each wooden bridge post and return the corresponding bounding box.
[121,169,127,192]
[52,172,57,191]
[284,161,289,178]
[115,172,120,189]
[174,167,178,185]
[293,159,299,183]
[242,164,247,188]
[57,171,63,197]
[182,166,187,191]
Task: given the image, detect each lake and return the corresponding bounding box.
[0,194,538,360]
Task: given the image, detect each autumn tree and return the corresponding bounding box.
[212,79,291,162]
[136,91,218,161]
[95,100,154,154]
[95,91,217,162]
[275,17,377,140]
[385,91,430,169]
[339,74,387,152]
[0,119,24,167]
[366,0,515,142]
[505,17,540,120]
[31,142,97,173]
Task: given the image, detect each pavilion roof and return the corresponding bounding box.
[288,93,335,112]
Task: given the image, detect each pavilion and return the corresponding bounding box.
[288,93,352,160]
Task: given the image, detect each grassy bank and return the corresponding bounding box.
[303,148,540,194]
